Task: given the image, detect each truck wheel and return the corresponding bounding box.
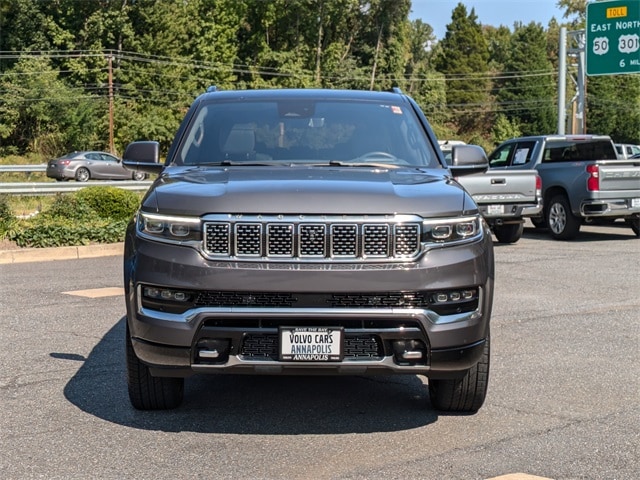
[126,323,184,410]
[626,217,640,237]
[546,195,580,240]
[429,335,490,413]
[493,223,524,244]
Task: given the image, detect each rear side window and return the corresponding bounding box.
[489,141,536,167]
[543,140,617,162]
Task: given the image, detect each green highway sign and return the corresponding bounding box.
[586,0,640,75]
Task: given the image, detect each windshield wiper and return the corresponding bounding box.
[195,161,277,167]
[328,160,401,168]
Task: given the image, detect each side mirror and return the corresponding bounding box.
[449,145,489,176]
[122,141,163,175]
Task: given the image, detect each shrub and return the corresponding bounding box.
[0,195,16,238]
[8,217,128,248]
[75,186,140,221]
[6,186,139,248]
[42,193,96,221]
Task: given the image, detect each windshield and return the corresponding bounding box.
[176,98,440,167]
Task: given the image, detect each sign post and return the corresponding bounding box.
[586,0,640,76]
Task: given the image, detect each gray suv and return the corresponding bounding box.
[122,88,495,412]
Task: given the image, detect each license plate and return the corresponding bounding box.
[487,204,504,215]
[280,327,343,362]
[632,198,640,208]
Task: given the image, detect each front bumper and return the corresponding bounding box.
[125,232,494,379]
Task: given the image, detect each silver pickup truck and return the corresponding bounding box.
[440,141,541,244]
[488,135,640,240]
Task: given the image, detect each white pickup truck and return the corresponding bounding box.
[487,135,640,240]
[440,141,542,244]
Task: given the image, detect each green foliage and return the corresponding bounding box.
[496,22,556,136]
[491,114,522,146]
[587,75,640,142]
[9,218,128,248]
[0,195,16,238]
[435,4,491,135]
[0,0,631,159]
[41,194,96,221]
[75,186,140,222]
[5,187,139,248]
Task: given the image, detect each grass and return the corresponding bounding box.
[8,195,53,217]
[0,153,54,183]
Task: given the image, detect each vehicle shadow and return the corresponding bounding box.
[59,317,439,434]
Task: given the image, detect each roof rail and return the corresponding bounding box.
[206,85,220,93]
[391,87,403,94]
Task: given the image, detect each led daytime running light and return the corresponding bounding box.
[138,212,202,243]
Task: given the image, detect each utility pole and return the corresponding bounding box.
[557,28,587,135]
[568,30,587,134]
[557,27,567,134]
[108,54,115,155]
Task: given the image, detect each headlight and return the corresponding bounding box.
[422,215,483,245]
[137,212,202,244]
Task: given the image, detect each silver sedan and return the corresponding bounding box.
[46,151,147,182]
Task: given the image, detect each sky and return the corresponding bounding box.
[409,0,567,39]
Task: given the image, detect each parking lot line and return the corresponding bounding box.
[62,287,124,298]
[487,474,553,480]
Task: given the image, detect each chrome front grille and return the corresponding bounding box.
[202,215,422,262]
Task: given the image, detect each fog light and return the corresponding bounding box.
[392,339,426,365]
[196,338,231,364]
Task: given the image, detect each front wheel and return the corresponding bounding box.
[429,335,490,413]
[546,195,581,240]
[132,171,147,181]
[493,223,524,244]
[126,323,184,410]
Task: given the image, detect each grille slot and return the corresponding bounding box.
[203,215,422,262]
[194,291,432,309]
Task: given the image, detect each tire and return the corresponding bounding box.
[429,335,490,413]
[75,167,90,182]
[493,223,524,244]
[626,217,640,237]
[126,323,184,410]
[132,171,146,181]
[546,194,581,240]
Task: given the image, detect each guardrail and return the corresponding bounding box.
[0,180,152,195]
[0,164,47,172]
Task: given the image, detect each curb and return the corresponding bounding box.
[0,242,124,264]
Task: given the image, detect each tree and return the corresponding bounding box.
[435,3,491,135]
[496,22,556,136]
[587,75,640,142]
[0,56,102,156]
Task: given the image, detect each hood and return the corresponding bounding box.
[142,165,472,217]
